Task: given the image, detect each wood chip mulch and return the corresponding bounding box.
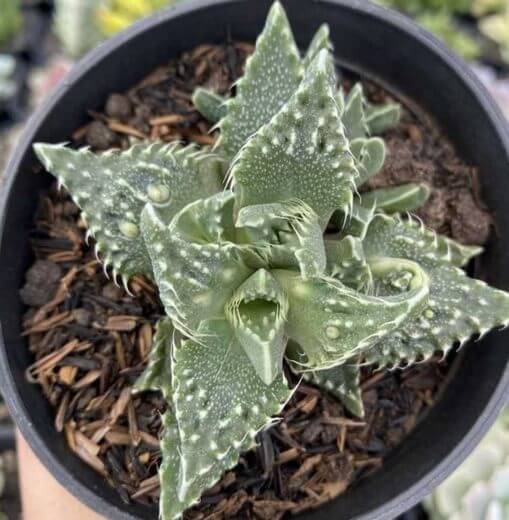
[20,42,488,518]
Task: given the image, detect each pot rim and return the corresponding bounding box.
[1,1,509,519]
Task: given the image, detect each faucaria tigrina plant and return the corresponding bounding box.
[33,2,509,518]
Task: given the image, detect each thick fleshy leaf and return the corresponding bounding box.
[274,265,429,371]
[232,49,357,229]
[170,319,291,512]
[365,100,401,135]
[134,318,173,395]
[215,1,303,159]
[341,83,368,140]
[141,192,258,336]
[226,269,288,385]
[363,214,483,269]
[303,23,332,67]
[363,215,508,366]
[236,200,326,278]
[192,87,227,123]
[359,183,431,214]
[303,362,364,418]
[325,236,373,292]
[350,137,386,186]
[34,142,224,282]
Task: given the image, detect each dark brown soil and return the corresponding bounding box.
[20,43,489,519]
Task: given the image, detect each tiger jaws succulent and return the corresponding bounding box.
[32,2,509,518]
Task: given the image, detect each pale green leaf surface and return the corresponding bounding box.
[324,236,373,292]
[192,87,227,123]
[159,408,254,520]
[236,200,326,278]
[365,100,401,135]
[34,142,224,281]
[363,215,508,366]
[303,23,332,67]
[359,183,431,213]
[226,269,288,385]
[350,137,386,186]
[170,318,291,511]
[216,1,303,159]
[341,83,368,140]
[304,362,364,418]
[333,202,375,240]
[141,192,257,336]
[274,265,429,371]
[231,49,357,228]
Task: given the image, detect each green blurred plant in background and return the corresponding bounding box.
[0,0,21,48]
[53,0,185,57]
[379,0,509,64]
[424,408,509,520]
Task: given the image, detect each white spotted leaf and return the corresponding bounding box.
[141,191,260,337]
[324,236,373,292]
[226,269,288,385]
[362,215,509,366]
[274,263,429,371]
[231,49,357,229]
[215,1,303,159]
[236,200,326,278]
[304,361,364,418]
[34,142,224,282]
[170,318,291,512]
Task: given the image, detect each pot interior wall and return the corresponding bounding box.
[1,1,509,519]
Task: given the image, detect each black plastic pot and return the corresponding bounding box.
[1,0,509,519]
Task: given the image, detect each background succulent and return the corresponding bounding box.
[32,2,509,519]
[424,408,509,520]
[0,0,21,48]
[53,0,104,58]
[96,0,183,37]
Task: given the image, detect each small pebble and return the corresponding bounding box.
[105,93,132,121]
[86,120,118,150]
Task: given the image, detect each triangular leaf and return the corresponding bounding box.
[171,319,291,510]
[236,200,326,278]
[363,214,482,269]
[303,361,364,418]
[226,269,288,385]
[359,183,431,214]
[362,215,507,366]
[341,83,368,140]
[159,406,253,520]
[141,192,258,336]
[216,1,303,159]
[274,265,429,371]
[232,49,357,228]
[303,23,333,67]
[34,142,224,281]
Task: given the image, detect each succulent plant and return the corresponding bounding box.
[96,0,183,37]
[424,408,509,520]
[33,2,509,518]
[53,0,104,58]
[0,0,21,48]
